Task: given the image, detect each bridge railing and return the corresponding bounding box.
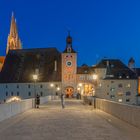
[0,95,59,122]
[83,96,140,129]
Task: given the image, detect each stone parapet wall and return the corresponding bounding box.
[0,95,59,122]
[95,98,140,129]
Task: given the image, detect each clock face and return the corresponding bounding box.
[66,61,72,67]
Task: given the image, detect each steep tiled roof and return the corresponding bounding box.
[96,59,137,79]
[77,64,95,74]
[0,48,61,83]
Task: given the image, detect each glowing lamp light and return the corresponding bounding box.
[93,74,98,80]
[50,83,54,87]
[57,87,60,91]
[79,83,82,87]
[6,96,21,103]
[77,87,80,90]
[33,74,38,80]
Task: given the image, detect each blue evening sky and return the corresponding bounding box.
[0,0,140,67]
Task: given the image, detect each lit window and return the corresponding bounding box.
[126,84,131,88]
[110,87,115,91]
[118,92,123,96]
[126,76,129,79]
[118,99,122,102]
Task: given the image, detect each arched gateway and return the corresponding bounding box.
[65,86,74,97]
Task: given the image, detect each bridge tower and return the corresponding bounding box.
[61,32,77,97]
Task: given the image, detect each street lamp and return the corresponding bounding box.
[33,74,38,108]
[93,74,98,80]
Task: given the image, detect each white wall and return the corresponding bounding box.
[0,95,59,122]
[0,82,61,103]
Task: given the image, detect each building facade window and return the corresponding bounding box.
[118,84,123,88]
[126,99,130,102]
[28,85,30,88]
[28,92,31,96]
[6,92,8,96]
[126,84,131,88]
[110,95,115,99]
[40,85,43,88]
[118,99,122,102]
[17,85,19,88]
[17,92,19,96]
[6,85,8,88]
[126,91,131,96]
[118,92,123,96]
[110,87,115,91]
[40,92,43,96]
[11,92,14,96]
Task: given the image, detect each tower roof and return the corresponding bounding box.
[10,12,18,38]
[63,32,76,53]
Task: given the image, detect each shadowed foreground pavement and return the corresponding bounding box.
[0,99,140,140]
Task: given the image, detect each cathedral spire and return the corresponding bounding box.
[6,12,22,54]
[10,12,18,38]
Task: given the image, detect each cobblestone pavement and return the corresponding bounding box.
[0,99,140,140]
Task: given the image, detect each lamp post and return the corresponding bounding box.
[92,74,98,96]
[33,74,38,108]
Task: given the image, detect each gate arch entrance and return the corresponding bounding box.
[65,86,74,98]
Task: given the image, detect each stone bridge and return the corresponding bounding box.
[0,97,140,140]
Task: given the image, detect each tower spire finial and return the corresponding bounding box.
[68,30,70,36]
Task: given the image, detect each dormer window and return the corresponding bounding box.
[126,75,129,79]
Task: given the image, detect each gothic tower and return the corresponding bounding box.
[6,12,22,54]
[61,33,77,97]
